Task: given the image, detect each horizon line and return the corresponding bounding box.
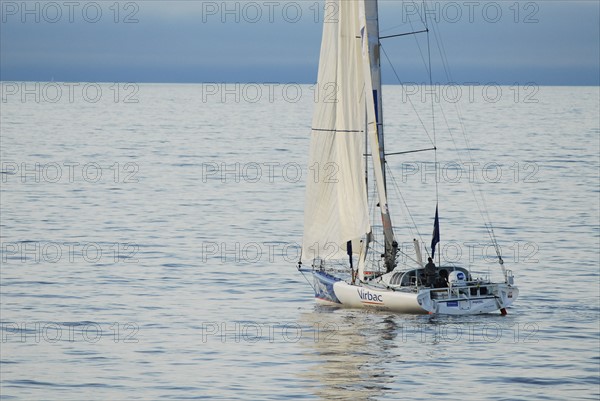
[1,80,599,87]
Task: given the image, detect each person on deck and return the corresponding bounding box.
[436,269,449,288]
[425,257,436,287]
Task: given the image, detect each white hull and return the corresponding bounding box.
[313,271,518,315]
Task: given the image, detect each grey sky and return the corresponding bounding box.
[1,1,599,84]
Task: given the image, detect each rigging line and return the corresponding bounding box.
[386,163,431,259]
[396,247,421,267]
[380,44,435,147]
[432,92,490,220]
[364,147,437,157]
[435,99,500,251]
[380,20,420,34]
[379,0,429,75]
[423,0,440,215]
[406,7,431,78]
[422,5,503,260]
[453,116,500,249]
[452,119,502,253]
[369,163,401,270]
[368,233,421,269]
[413,0,441,263]
[380,29,429,40]
[385,147,437,156]
[381,162,418,243]
[298,268,317,293]
[414,0,427,27]
[380,22,403,34]
[452,107,502,257]
[431,19,452,83]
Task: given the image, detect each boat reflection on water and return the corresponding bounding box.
[298,306,401,400]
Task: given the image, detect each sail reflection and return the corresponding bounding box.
[298,307,400,400]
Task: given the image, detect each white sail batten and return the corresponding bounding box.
[301,0,370,263]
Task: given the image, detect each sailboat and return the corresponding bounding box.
[297,0,518,315]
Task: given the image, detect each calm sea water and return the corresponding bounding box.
[1,83,599,400]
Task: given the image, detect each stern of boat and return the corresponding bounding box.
[418,282,519,315]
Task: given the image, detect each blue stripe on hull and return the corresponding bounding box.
[313,271,342,304]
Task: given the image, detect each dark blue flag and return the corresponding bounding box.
[431,205,440,258]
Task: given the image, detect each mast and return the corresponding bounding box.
[362,0,398,272]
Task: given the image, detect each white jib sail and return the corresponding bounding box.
[302,0,370,263]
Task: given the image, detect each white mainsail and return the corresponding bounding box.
[301,0,370,263]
